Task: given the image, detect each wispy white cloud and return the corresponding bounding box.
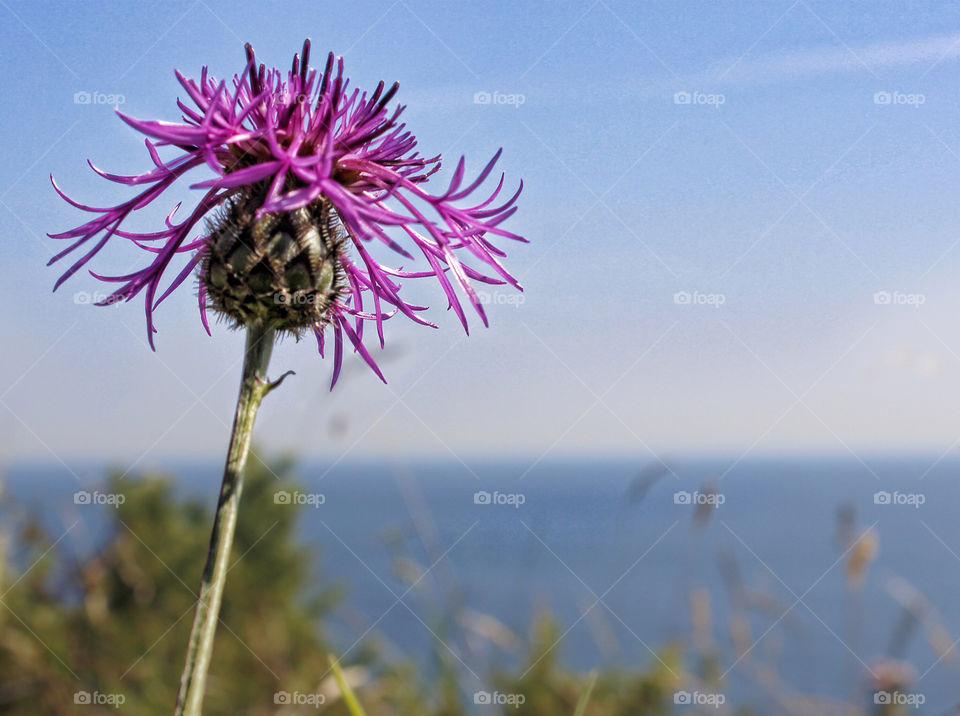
[714,32,960,83]
[404,33,960,113]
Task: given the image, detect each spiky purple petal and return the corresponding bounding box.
[49,39,525,385]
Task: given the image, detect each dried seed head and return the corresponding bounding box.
[200,189,344,332]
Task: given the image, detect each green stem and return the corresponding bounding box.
[174,322,283,716]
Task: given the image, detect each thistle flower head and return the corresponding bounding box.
[49,40,526,385]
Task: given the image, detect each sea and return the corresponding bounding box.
[6,455,960,713]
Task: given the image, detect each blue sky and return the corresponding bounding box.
[4,0,960,466]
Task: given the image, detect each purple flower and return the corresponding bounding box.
[49,40,525,386]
